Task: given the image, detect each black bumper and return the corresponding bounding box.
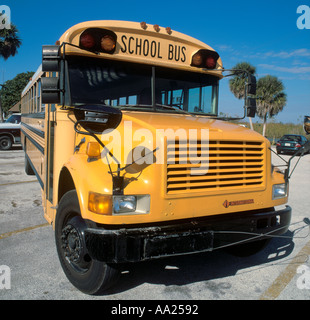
[277,146,300,154]
[84,206,292,263]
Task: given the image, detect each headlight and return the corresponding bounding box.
[113,195,150,215]
[113,196,136,214]
[272,183,287,200]
[88,192,150,215]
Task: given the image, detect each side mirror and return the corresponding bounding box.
[41,45,62,104]
[247,74,257,95]
[74,105,122,134]
[42,45,61,72]
[304,115,310,135]
[246,97,256,118]
[41,77,60,104]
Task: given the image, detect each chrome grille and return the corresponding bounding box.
[166,140,265,194]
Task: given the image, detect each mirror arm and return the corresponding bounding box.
[271,140,310,182]
[74,121,126,194]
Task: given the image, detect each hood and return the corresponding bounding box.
[121,111,264,142]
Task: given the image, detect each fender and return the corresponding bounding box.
[59,153,113,222]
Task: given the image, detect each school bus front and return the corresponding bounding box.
[21,21,291,294]
[64,110,291,263]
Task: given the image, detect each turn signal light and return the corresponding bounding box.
[79,28,117,54]
[100,35,116,52]
[88,192,112,215]
[191,52,204,67]
[86,142,101,158]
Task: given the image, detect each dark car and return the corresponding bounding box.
[0,113,21,150]
[276,134,308,155]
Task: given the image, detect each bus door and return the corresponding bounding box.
[44,103,56,221]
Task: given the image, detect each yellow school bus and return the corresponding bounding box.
[21,20,291,294]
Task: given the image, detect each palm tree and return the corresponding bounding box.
[0,24,22,60]
[229,62,256,130]
[0,24,22,121]
[256,75,287,137]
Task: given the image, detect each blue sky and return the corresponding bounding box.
[1,0,310,123]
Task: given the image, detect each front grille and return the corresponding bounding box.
[166,140,265,194]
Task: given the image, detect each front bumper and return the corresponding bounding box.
[84,205,292,263]
[277,146,300,154]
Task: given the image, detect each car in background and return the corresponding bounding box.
[0,113,21,150]
[276,134,309,155]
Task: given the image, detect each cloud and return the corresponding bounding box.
[216,44,234,52]
[263,49,310,59]
[258,63,310,74]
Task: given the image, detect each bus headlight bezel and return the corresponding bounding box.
[272,183,287,200]
[113,195,150,215]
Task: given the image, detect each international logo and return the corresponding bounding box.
[223,199,254,208]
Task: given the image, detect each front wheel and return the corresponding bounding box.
[55,190,120,294]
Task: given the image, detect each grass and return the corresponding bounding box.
[239,121,308,144]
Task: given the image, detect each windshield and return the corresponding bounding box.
[281,135,301,142]
[67,57,219,116]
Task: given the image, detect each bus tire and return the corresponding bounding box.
[0,136,12,150]
[55,190,120,295]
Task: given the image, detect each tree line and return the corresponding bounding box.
[0,22,24,121]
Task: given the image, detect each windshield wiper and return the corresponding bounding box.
[118,104,196,117]
[155,104,196,117]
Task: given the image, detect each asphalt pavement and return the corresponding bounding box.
[1,146,310,301]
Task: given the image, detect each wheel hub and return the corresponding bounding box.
[1,140,8,147]
[61,224,83,263]
[60,216,90,267]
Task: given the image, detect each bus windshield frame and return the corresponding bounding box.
[66,56,219,116]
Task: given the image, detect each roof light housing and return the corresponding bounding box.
[191,49,219,69]
[79,28,117,54]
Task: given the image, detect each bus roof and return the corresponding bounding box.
[58,20,223,77]
[21,64,43,97]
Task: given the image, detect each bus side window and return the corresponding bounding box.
[37,80,41,112]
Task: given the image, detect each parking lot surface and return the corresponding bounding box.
[1,147,310,300]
